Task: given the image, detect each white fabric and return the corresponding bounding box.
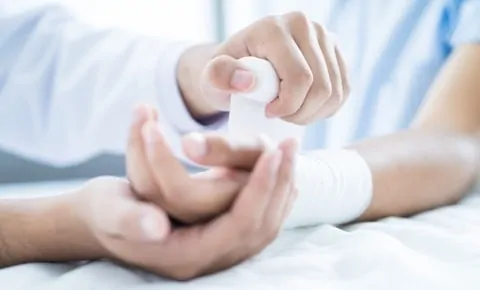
[0,5,216,166]
[1,181,479,290]
[284,150,373,229]
[228,57,305,147]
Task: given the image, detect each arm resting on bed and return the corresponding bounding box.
[0,193,104,267]
[350,44,480,221]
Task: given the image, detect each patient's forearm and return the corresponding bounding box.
[348,130,480,221]
[0,193,104,267]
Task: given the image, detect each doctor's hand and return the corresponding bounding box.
[127,104,295,224]
[178,11,350,125]
[74,142,295,280]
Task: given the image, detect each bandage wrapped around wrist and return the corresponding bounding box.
[228,57,373,228]
[283,150,372,228]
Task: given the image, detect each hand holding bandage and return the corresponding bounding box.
[128,11,359,227]
[227,57,373,228]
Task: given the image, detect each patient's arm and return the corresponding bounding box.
[189,45,480,222]
[321,44,480,220]
[354,44,480,220]
[0,194,104,267]
[349,130,479,221]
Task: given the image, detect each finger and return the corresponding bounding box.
[118,203,171,243]
[192,168,250,187]
[143,122,240,223]
[182,132,267,170]
[308,45,350,120]
[94,180,171,242]
[282,14,332,125]
[167,149,283,275]
[204,55,256,92]
[142,121,192,204]
[249,17,312,118]
[306,27,344,121]
[126,104,158,194]
[200,54,256,111]
[282,188,298,221]
[335,44,351,101]
[261,139,297,236]
[230,148,283,228]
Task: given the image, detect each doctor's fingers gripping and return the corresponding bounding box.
[234,11,346,123]
[282,19,349,125]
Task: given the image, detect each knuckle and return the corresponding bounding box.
[305,82,332,108]
[313,22,328,39]
[208,55,231,80]
[262,15,283,30]
[321,80,333,97]
[308,84,329,103]
[260,16,287,40]
[293,67,314,87]
[286,11,310,28]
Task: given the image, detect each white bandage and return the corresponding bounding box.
[228,57,373,228]
[283,150,373,228]
[228,57,305,147]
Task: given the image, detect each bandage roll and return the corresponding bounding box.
[227,57,373,229]
[228,57,305,147]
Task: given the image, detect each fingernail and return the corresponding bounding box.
[184,132,208,158]
[141,212,166,241]
[230,69,254,90]
[270,150,283,177]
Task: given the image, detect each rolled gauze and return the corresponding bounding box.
[227,57,373,229]
[228,57,305,147]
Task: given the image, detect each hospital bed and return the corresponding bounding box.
[0,180,479,290]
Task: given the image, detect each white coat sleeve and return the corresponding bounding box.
[0,5,226,167]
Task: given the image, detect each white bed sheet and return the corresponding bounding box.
[1,181,479,290]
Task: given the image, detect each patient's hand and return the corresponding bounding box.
[75,139,296,280]
[126,105,265,223]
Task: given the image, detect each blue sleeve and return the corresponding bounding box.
[449,0,480,46]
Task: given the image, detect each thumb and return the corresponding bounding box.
[203,55,255,92]
[98,190,171,243]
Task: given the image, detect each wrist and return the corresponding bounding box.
[177,44,223,120]
[283,150,373,229]
[67,188,111,260]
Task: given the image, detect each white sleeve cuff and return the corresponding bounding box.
[156,42,228,135]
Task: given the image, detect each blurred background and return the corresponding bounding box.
[0,0,333,183]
